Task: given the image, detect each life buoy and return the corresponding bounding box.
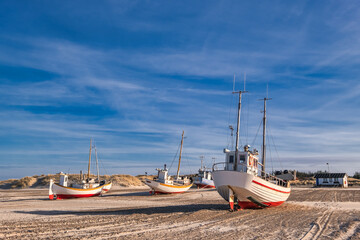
[249,158,253,166]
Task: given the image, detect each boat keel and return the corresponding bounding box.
[247,196,269,208]
[228,187,242,211]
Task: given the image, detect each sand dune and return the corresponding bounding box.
[0,174,150,189]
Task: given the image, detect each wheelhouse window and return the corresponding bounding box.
[239,155,245,163]
[323,178,328,183]
[229,155,234,163]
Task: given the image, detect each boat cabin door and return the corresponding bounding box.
[225,153,234,170]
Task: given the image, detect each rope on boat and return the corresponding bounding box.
[182,150,195,176]
[226,81,236,149]
[267,128,274,173]
[251,119,263,147]
[168,140,181,174]
[268,122,284,171]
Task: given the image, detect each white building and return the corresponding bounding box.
[314,173,348,188]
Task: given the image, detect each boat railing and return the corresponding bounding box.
[212,162,289,188]
[212,162,227,172]
[259,170,289,187]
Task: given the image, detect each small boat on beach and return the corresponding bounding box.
[193,157,215,189]
[144,131,193,194]
[49,139,112,200]
[212,90,291,211]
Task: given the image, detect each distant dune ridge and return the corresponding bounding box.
[0,174,156,189]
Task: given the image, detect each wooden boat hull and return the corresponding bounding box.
[193,177,215,188]
[49,180,108,200]
[212,171,291,209]
[144,179,192,194]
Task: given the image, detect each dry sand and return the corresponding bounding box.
[0,187,359,239]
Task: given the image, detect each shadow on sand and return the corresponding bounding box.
[15,203,228,216]
[103,191,151,197]
[1,197,49,202]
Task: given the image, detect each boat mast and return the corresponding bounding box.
[261,97,271,176]
[88,138,92,180]
[176,131,185,180]
[233,90,247,171]
[95,144,100,181]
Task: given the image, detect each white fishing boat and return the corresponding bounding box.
[49,178,111,199]
[212,90,291,211]
[49,139,112,200]
[193,156,215,189]
[144,131,193,194]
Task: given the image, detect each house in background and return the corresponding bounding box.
[314,173,348,187]
[275,170,296,181]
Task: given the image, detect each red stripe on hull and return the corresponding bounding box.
[252,180,290,194]
[56,193,101,199]
[195,183,215,189]
[238,201,284,209]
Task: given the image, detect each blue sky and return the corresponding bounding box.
[1,1,359,179]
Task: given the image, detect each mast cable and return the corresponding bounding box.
[226,74,236,148]
[251,119,263,147]
[183,151,194,175]
[97,153,109,176]
[244,73,249,145]
[267,129,274,174]
[268,122,283,171]
[168,141,181,175]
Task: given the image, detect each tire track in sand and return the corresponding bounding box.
[301,210,333,240]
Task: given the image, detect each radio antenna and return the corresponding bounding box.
[233,74,236,92]
[244,72,246,91]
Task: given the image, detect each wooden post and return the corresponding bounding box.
[176,131,185,180]
[260,97,271,177]
[88,138,92,180]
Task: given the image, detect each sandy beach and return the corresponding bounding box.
[0,187,359,239]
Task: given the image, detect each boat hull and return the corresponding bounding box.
[193,178,215,188]
[144,179,192,194]
[212,171,291,209]
[102,182,112,192]
[49,180,108,200]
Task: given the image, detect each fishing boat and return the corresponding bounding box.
[144,131,193,194]
[193,156,215,188]
[212,90,291,211]
[49,139,112,200]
